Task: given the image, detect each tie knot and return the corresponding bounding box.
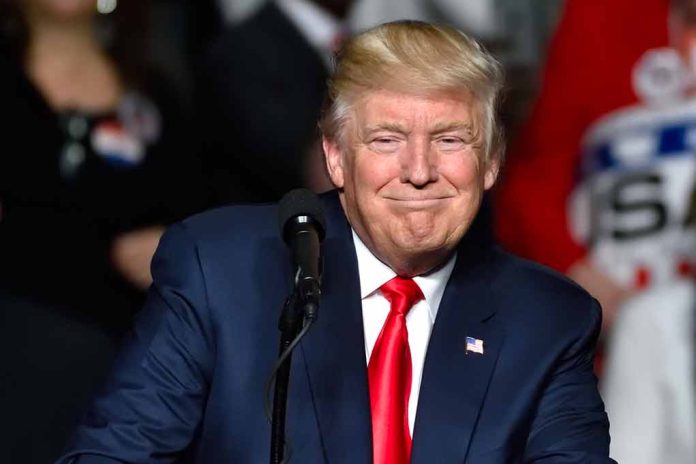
[380,276,424,316]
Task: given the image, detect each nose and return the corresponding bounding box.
[400,138,438,186]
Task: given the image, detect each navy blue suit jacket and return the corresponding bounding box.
[58,193,613,463]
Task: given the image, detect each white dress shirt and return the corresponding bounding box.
[352,230,456,434]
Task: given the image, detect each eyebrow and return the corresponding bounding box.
[430,121,475,134]
[364,121,474,132]
[360,121,478,140]
[362,123,410,135]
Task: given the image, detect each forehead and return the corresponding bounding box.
[350,89,477,130]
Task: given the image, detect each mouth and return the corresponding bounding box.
[384,196,453,207]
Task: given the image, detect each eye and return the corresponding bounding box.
[368,136,402,153]
[435,136,466,151]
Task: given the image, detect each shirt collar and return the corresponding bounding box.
[351,229,457,321]
[275,0,344,53]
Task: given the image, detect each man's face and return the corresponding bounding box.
[323,89,498,275]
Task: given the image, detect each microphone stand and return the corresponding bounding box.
[270,292,301,464]
[269,279,320,464]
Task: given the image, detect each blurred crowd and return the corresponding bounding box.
[0,0,693,463]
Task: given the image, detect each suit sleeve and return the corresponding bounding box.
[524,298,615,463]
[56,223,216,463]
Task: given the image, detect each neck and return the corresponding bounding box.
[26,16,102,70]
[24,12,123,112]
[385,250,454,278]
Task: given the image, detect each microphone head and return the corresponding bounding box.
[278,189,326,242]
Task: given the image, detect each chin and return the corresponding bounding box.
[392,228,450,255]
[392,212,445,243]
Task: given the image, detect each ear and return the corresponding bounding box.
[323,136,345,189]
[483,158,500,191]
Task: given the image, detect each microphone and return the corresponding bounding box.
[278,189,326,320]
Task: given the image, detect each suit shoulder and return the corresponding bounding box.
[489,248,600,323]
[177,202,279,246]
[492,247,588,297]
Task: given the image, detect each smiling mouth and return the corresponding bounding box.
[385,197,453,205]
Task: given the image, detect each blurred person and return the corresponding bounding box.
[495,0,695,334]
[602,3,696,462]
[0,0,203,331]
[197,0,354,205]
[0,2,204,461]
[495,0,695,461]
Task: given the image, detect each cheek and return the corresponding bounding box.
[351,153,399,192]
[441,154,482,190]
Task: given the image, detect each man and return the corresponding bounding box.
[198,0,353,204]
[58,21,612,463]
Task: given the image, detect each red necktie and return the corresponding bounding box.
[368,276,424,464]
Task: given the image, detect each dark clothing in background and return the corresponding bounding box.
[0,292,118,464]
[0,40,204,333]
[0,35,206,463]
[197,1,329,204]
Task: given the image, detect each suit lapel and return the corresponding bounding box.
[411,241,505,464]
[299,195,373,463]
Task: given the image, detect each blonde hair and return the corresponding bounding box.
[319,20,505,165]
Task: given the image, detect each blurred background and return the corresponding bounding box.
[0,0,693,463]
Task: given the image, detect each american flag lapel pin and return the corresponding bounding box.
[466,336,484,355]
